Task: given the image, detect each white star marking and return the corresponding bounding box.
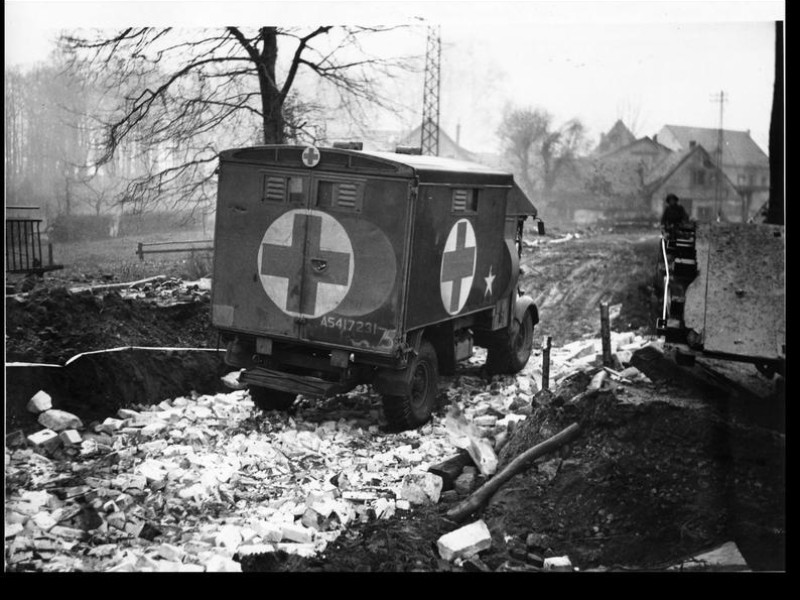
[484,265,496,297]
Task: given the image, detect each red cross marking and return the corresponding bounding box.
[441,220,475,313]
[302,146,320,166]
[261,213,350,315]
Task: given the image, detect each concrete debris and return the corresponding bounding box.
[27,390,53,414]
[543,555,573,571]
[27,428,60,450]
[437,520,492,561]
[99,418,125,433]
[38,409,83,432]
[59,430,83,446]
[399,472,443,505]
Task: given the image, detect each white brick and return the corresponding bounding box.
[117,408,141,420]
[281,523,314,543]
[38,409,83,432]
[140,421,168,437]
[59,430,82,446]
[27,428,59,448]
[27,390,52,413]
[437,520,492,561]
[100,418,125,433]
[543,555,573,571]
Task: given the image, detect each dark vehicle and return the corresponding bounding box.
[211,144,543,429]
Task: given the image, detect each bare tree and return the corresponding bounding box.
[615,97,646,137]
[498,106,588,204]
[59,26,415,213]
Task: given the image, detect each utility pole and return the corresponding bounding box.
[421,26,441,156]
[710,90,727,219]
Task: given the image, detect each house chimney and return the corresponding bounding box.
[456,123,461,146]
[689,140,696,148]
[653,134,658,143]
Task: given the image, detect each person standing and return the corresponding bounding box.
[661,193,690,228]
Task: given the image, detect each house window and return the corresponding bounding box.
[738,173,748,185]
[692,170,706,186]
[315,180,363,212]
[452,189,479,213]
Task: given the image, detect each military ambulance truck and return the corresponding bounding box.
[212,144,543,430]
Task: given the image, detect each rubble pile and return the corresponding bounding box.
[7,330,774,572]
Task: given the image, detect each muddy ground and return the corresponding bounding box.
[4,228,786,571]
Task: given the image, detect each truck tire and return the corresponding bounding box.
[382,340,439,431]
[248,386,297,412]
[486,310,534,375]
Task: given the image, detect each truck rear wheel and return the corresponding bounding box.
[486,310,534,375]
[248,386,297,412]
[382,341,439,431]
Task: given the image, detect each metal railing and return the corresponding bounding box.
[136,239,214,261]
[5,206,63,275]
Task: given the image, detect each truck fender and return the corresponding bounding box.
[514,295,539,328]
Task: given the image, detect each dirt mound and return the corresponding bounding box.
[5,286,215,364]
[522,232,660,343]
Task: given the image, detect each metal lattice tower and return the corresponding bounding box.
[421,26,441,156]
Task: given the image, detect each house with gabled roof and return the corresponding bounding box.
[592,119,637,157]
[655,124,769,216]
[644,143,743,221]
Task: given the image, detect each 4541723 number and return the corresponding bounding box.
[319,315,388,336]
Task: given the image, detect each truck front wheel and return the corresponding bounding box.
[486,310,534,375]
[382,341,439,431]
[248,386,297,412]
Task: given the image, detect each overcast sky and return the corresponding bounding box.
[5,1,783,153]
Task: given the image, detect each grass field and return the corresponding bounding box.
[41,228,215,284]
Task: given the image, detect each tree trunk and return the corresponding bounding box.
[259,27,285,144]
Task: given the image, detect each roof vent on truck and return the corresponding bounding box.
[394,146,422,155]
[332,141,364,150]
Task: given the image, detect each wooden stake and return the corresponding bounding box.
[445,422,581,523]
[542,335,552,390]
[600,301,612,367]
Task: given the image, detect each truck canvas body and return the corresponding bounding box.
[212,144,541,429]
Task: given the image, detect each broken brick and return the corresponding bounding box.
[27,428,60,451]
[59,430,82,446]
[399,472,443,505]
[437,520,493,561]
[27,390,53,414]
